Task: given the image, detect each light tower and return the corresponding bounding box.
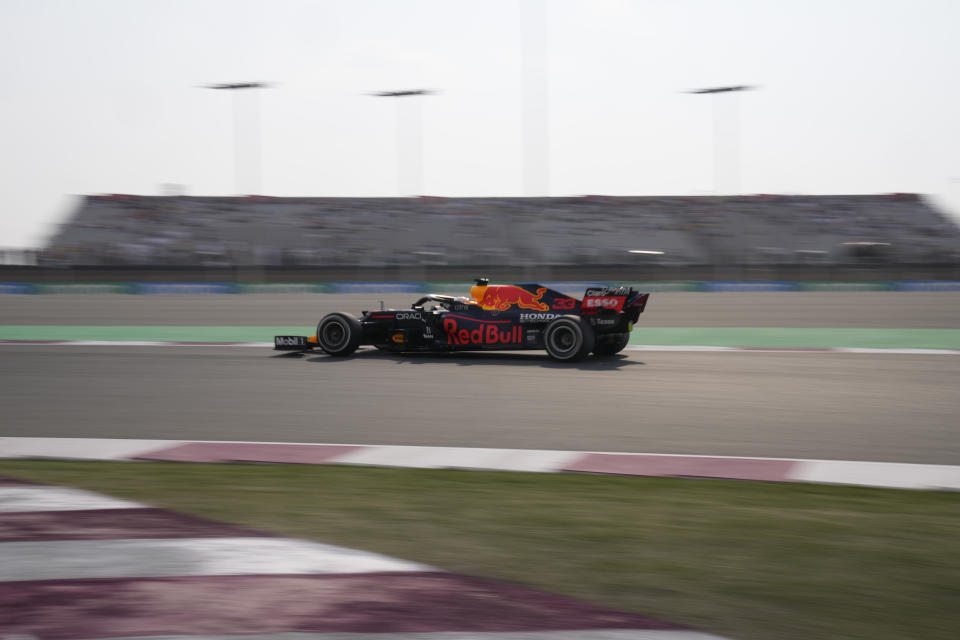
[203,82,272,195]
[371,89,436,196]
[687,85,757,195]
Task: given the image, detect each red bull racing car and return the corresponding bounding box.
[274,279,650,362]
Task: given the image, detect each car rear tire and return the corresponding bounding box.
[544,316,595,362]
[593,332,630,356]
[316,313,362,356]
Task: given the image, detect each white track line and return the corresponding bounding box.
[0,537,432,581]
[3,340,960,354]
[4,438,960,490]
[0,340,273,347]
[835,347,960,355]
[627,345,960,354]
[82,632,729,640]
[0,486,146,512]
[0,437,176,460]
[334,445,584,472]
[792,460,960,490]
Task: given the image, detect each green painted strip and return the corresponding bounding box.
[628,328,960,350]
[610,281,707,292]
[796,282,894,292]
[34,283,135,295]
[235,283,328,294]
[3,326,960,350]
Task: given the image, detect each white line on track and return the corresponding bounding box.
[333,445,585,472]
[0,537,432,581]
[2,341,960,354]
[0,437,175,460]
[0,486,146,512]
[81,632,729,640]
[627,345,960,354]
[4,438,959,490]
[0,340,274,347]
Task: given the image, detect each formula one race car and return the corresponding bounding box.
[274,279,650,362]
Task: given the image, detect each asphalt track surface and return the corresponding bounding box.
[5,291,960,327]
[3,292,959,465]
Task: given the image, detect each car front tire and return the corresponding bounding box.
[316,313,362,356]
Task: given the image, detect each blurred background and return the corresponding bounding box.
[3,4,960,639]
[2,0,959,278]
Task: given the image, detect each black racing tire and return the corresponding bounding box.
[593,332,630,356]
[543,316,595,362]
[316,313,362,356]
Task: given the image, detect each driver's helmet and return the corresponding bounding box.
[469,284,487,303]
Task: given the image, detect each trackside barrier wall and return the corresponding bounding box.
[329,282,424,294]
[3,281,960,294]
[237,283,330,294]
[0,283,34,294]
[134,282,238,295]
[897,281,960,291]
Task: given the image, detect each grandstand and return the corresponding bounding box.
[41,193,960,268]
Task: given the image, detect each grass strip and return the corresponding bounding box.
[1,460,957,640]
[3,325,960,349]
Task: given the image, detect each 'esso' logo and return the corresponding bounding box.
[585,297,620,308]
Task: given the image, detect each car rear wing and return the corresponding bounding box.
[581,287,649,315]
[627,291,650,313]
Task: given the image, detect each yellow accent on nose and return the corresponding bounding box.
[627,323,633,332]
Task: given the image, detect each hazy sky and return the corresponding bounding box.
[2,0,959,248]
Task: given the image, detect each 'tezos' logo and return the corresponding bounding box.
[583,296,624,313]
[443,318,522,345]
[477,286,550,311]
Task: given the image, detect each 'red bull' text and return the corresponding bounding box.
[443,318,522,346]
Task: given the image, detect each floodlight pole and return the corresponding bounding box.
[205,82,270,195]
[373,89,434,196]
[522,0,549,197]
[688,85,756,195]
